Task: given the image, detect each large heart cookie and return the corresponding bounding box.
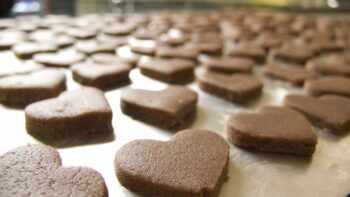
[0,144,107,197]
[226,106,317,155]
[0,68,66,107]
[197,71,263,104]
[121,86,198,129]
[284,94,350,135]
[115,129,229,197]
[25,87,113,146]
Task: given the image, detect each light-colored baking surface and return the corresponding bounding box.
[0,43,349,197]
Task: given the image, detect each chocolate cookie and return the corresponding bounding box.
[0,62,43,78]
[284,94,350,135]
[0,68,66,107]
[273,45,315,65]
[71,63,131,90]
[130,45,155,56]
[197,71,263,103]
[156,46,199,61]
[34,51,86,68]
[138,58,196,84]
[25,87,113,146]
[0,144,107,197]
[226,106,317,155]
[306,60,350,77]
[75,40,118,55]
[203,57,254,74]
[227,43,266,63]
[304,76,350,97]
[263,64,317,86]
[91,53,139,67]
[103,23,137,36]
[66,28,97,40]
[121,86,198,129]
[115,129,229,197]
[13,42,58,59]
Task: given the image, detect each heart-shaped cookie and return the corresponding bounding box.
[0,144,107,197]
[304,76,350,97]
[71,62,132,90]
[25,87,113,146]
[138,58,196,84]
[115,129,229,197]
[284,94,350,135]
[34,51,86,68]
[121,86,198,129]
[197,71,263,104]
[226,106,317,155]
[0,68,66,107]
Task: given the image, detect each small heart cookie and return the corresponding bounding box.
[304,76,350,97]
[115,129,229,197]
[284,94,350,135]
[138,58,196,84]
[0,144,107,197]
[0,68,66,107]
[121,86,198,129]
[226,106,317,155]
[25,87,113,146]
[34,51,86,68]
[71,63,131,90]
[197,71,263,104]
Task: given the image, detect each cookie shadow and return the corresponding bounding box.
[234,146,313,171]
[34,131,116,148]
[219,159,244,197]
[316,127,349,142]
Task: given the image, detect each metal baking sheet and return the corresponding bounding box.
[0,42,349,197]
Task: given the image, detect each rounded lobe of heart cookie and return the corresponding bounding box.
[115,129,229,196]
[121,86,198,115]
[227,106,317,145]
[0,144,107,197]
[0,68,66,88]
[25,87,112,119]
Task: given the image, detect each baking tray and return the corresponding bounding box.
[0,34,349,197]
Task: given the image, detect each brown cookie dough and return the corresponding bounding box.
[203,57,254,74]
[263,64,317,86]
[273,45,315,65]
[103,23,137,36]
[75,40,119,55]
[0,144,107,197]
[33,51,86,68]
[284,94,350,135]
[156,46,199,61]
[306,60,350,77]
[130,45,155,56]
[121,86,198,129]
[91,53,139,67]
[13,42,58,59]
[0,68,66,107]
[138,58,196,84]
[71,63,131,90]
[226,106,317,155]
[25,87,113,146]
[197,71,263,103]
[304,76,350,97]
[115,129,229,197]
[227,43,266,63]
[0,62,43,78]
